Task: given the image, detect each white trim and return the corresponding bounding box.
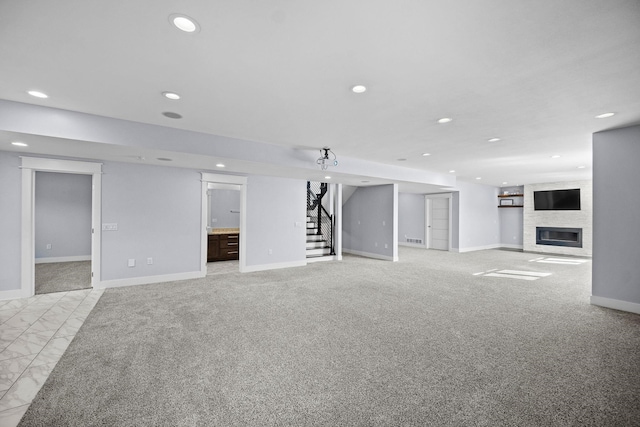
[590,295,640,315]
[96,271,205,289]
[35,255,91,264]
[343,248,398,261]
[200,173,247,273]
[306,255,339,263]
[452,244,502,253]
[399,242,427,249]
[20,157,102,297]
[0,289,29,301]
[498,244,524,250]
[242,260,306,273]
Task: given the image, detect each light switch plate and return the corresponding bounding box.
[102,223,118,231]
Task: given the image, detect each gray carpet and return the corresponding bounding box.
[34,261,92,295]
[19,248,640,426]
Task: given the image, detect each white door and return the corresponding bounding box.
[427,197,450,250]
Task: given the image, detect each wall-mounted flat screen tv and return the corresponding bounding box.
[534,188,581,210]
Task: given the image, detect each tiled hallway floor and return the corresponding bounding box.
[0,289,103,427]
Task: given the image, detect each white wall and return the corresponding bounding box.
[523,180,592,256]
[210,189,240,228]
[35,172,92,260]
[592,124,640,313]
[455,181,500,252]
[244,175,307,270]
[398,193,426,246]
[0,151,21,292]
[100,162,202,281]
[343,184,398,261]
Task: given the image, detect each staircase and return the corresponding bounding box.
[306,216,331,257]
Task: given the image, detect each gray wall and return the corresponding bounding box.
[210,189,240,228]
[245,175,306,267]
[343,185,397,259]
[592,124,640,306]
[35,172,92,259]
[398,192,425,245]
[456,181,500,251]
[499,186,524,248]
[0,151,21,292]
[101,162,202,281]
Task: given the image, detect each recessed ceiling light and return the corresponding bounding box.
[422,153,431,157]
[595,112,615,119]
[475,177,482,180]
[324,176,331,179]
[170,14,199,33]
[27,90,48,98]
[577,165,586,169]
[157,158,172,161]
[162,92,181,100]
[397,158,407,161]
[216,163,225,168]
[449,170,455,173]
[361,180,370,183]
[11,141,28,147]
[162,111,182,119]
[488,138,501,142]
[551,155,561,159]
[351,85,366,93]
[502,182,508,185]
[437,117,452,124]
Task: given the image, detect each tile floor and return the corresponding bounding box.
[0,289,103,427]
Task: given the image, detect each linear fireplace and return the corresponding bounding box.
[536,227,583,248]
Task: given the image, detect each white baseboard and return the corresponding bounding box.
[452,244,502,253]
[499,244,524,250]
[0,288,29,301]
[96,271,205,289]
[35,255,91,264]
[398,242,427,249]
[590,295,640,315]
[343,248,398,261]
[242,260,306,273]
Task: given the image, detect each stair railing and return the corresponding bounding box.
[307,181,335,255]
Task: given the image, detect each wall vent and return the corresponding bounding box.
[407,238,423,244]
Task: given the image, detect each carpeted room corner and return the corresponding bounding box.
[17,248,640,426]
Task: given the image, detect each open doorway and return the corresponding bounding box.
[21,157,102,298]
[34,172,93,294]
[200,173,247,274]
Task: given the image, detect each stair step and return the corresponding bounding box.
[306,234,324,242]
[306,241,327,249]
[306,216,311,222]
[306,247,331,257]
[306,222,315,229]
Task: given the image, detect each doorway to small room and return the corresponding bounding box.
[34,172,93,294]
[426,195,451,251]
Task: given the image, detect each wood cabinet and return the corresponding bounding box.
[208,233,240,262]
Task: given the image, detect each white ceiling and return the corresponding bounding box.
[1,0,639,189]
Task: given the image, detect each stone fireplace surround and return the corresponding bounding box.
[523,180,592,256]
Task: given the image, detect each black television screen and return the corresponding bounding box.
[534,189,581,210]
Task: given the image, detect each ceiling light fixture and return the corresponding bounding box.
[577,165,586,169]
[351,85,366,93]
[324,176,331,180]
[11,142,28,147]
[595,112,615,119]
[502,182,508,185]
[27,90,48,98]
[488,138,501,142]
[216,163,225,168]
[317,147,338,170]
[162,91,181,100]
[397,158,407,161]
[449,170,455,173]
[170,14,199,33]
[476,177,482,180]
[162,111,182,119]
[437,117,452,124]
[157,158,172,161]
[551,155,561,159]
[422,153,431,157]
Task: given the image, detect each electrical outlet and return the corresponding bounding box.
[268,249,272,255]
[46,244,52,250]
[382,220,386,226]
[384,243,388,249]
[128,259,135,267]
[102,223,118,231]
[147,257,153,265]
[374,242,378,247]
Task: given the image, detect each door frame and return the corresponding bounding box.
[425,193,452,251]
[201,173,247,273]
[21,157,102,297]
